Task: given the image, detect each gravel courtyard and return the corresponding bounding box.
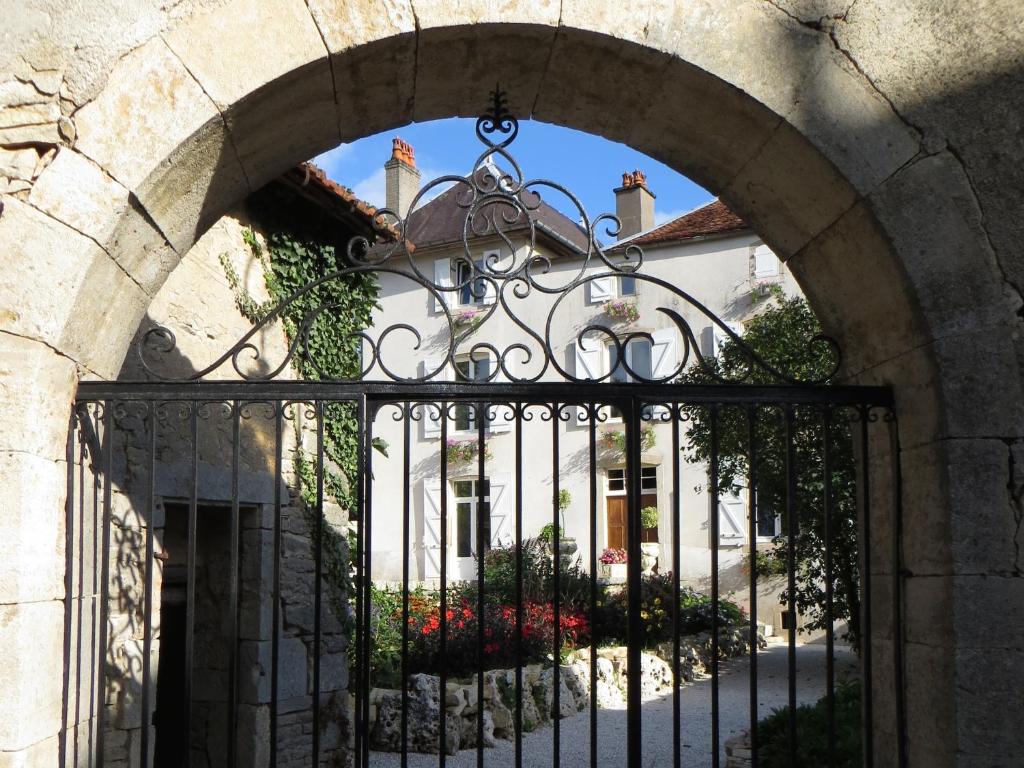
[368,640,859,767]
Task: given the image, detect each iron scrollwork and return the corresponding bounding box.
[136,87,841,386]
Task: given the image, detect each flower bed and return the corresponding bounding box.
[366,543,745,688]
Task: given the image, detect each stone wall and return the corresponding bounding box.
[3,3,1024,766]
[65,213,354,767]
[364,629,756,755]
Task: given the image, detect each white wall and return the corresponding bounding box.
[364,231,803,587]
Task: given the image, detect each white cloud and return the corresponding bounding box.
[654,208,685,226]
[349,165,462,209]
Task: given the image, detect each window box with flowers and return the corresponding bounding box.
[599,547,628,582]
[602,298,640,324]
[445,437,493,464]
[453,306,485,330]
[599,424,656,453]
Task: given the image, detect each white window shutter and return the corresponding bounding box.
[701,323,743,359]
[753,244,780,278]
[489,474,512,548]
[718,493,747,545]
[573,338,602,424]
[422,481,443,579]
[488,352,512,433]
[421,358,449,438]
[432,258,452,314]
[647,328,677,419]
[587,275,612,305]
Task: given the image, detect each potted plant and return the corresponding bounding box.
[599,547,628,582]
[640,505,660,574]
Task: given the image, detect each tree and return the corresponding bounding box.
[678,296,861,645]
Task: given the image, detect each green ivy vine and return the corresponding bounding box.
[221,223,381,638]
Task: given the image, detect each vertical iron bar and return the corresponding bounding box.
[185,403,199,768]
[227,403,241,768]
[823,409,835,766]
[439,405,449,766]
[401,404,411,767]
[515,404,524,768]
[313,402,325,764]
[747,407,759,768]
[354,398,366,768]
[552,404,561,768]
[141,404,157,768]
[589,408,598,768]
[76,415,86,766]
[860,408,874,768]
[710,405,721,768]
[890,412,907,768]
[270,403,283,767]
[61,410,75,768]
[361,411,375,768]
[476,403,486,768]
[90,409,101,765]
[96,403,114,768]
[784,407,798,765]
[625,397,643,768]
[672,408,681,768]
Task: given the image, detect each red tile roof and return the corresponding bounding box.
[278,162,401,242]
[616,199,747,248]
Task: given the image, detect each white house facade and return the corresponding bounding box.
[364,142,803,594]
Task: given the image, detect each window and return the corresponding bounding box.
[605,466,657,495]
[608,338,652,419]
[608,338,652,383]
[619,274,637,296]
[453,478,490,557]
[756,503,782,539]
[454,354,491,431]
[456,258,487,306]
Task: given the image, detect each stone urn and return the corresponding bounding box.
[640,543,660,575]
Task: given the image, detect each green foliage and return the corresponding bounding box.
[640,505,659,529]
[594,573,745,647]
[757,680,862,767]
[557,488,572,511]
[222,224,380,656]
[678,297,861,645]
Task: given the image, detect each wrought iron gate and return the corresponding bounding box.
[64,92,900,768]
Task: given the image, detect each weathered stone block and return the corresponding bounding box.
[0,601,65,751]
[164,0,339,187]
[28,149,130,246]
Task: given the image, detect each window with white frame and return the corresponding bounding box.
[456,258,487,306]
[586,272,638,304]
[605,466,657,494]
[454,353,491,431]
[607,339,651,420]
[453,478,490,557]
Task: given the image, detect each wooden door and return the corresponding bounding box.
[606,496,627,550]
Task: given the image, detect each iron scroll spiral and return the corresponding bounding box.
[135,87,841,386]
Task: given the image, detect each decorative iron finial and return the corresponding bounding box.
[475,83,518,148]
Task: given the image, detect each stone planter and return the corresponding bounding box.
[601,562,627,582]
[640,543,659,574]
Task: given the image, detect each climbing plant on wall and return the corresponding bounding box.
[221,216,382,643]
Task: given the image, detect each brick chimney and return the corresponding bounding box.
[614,169,655,240]
[384,137,421,219]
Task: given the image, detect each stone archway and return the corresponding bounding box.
[2,2,1022,765]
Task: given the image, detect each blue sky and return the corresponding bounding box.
[313,118,713,229]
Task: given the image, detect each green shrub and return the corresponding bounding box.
[756,680,862,767]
